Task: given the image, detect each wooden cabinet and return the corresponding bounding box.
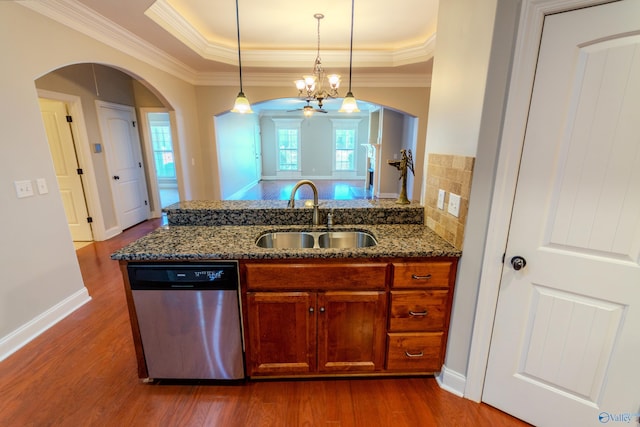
[241,257,457,378]
[386,261,456,372]
[243,260,387,377]
[245,292,316,375]
[318,291,387,373]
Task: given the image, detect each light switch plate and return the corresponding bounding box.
[15,180,34,198]
[36,178,49,194]
[448,193,461,217]
[437,189,446,210]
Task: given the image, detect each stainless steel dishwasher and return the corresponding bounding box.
[127,262,244,380]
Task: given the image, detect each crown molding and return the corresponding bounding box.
[194,72,432,88]
[146,0,436,68]
[20,0,200,83]
[20,0,433,87]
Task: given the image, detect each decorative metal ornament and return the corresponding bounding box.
[387,149,414,204]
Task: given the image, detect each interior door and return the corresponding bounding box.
[97,102,150,230]
[483,2,640,426]
[39,98,93,241]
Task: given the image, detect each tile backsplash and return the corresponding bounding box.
[425,154,475,249]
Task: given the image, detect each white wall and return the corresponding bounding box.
[422,0,522,384]
[214,112,261,199]
[0,2,203,355]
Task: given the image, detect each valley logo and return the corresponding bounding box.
[598,411,640,423]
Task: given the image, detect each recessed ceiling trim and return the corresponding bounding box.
[147,0,435,68]
[194,72,432,88]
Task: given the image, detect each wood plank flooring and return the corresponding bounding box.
[228,180,371,200]
[0,220,530,427]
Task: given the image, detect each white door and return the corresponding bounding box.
[483,2,640,426]
[39,98,93,241]
[97,102,150,230]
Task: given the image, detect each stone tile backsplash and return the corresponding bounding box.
[425,154,475,249]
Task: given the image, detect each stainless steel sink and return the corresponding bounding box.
[256,230,377,249]
[318,231,377,248]
[255,232,315,249]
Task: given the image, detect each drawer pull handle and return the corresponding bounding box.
[405,351,424,358]
[409,310,428,317]
[411,274,432,280]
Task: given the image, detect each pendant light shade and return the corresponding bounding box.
[231,0,252,114]
[339,0,360,113]
[232,92,252,113]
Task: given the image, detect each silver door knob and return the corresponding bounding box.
[511,256,527,271]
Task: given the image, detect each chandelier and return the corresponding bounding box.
[294,14,341,109]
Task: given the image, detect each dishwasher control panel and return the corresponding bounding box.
[128,262,239,290]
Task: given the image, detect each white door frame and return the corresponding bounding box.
[464,0,618,402]
[36,89,108,241]
[139,107,184,217]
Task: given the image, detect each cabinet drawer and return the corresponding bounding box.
[386,332,443,372]
[389,290,448,331]
[391,262,452,288]
[244,262,387,290]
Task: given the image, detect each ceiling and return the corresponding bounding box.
[27,0,437,85]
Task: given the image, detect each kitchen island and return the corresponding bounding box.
[112,199,461,380]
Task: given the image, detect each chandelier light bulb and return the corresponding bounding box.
[327,74,341,90]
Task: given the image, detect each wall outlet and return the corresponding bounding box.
[448,193,461,217]
[437,189,446,210]
[36,178,49,194]
[15,180,34,198]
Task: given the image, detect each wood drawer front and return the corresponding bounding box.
[244,263,387,290]
[391,262,452,288]
[389,290,449,332]
[386,332,444,372]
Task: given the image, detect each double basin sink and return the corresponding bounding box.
[256,230,377,249]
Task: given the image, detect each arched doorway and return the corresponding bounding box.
[34,63,180,241]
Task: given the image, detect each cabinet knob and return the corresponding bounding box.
[319,307,325,313]
[309,307,314,313]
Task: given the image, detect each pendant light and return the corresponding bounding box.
[339,0,360,113]
[231,0,252,113]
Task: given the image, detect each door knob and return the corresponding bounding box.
[511,256,527,271]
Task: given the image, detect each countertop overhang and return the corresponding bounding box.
[111,224,461,261]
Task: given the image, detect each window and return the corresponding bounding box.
[335,129,356,171]
[278,128,299,170]
[332,119,360,172]
[148,114,175,179]
[274,119,302,172]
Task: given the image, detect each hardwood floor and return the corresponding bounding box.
[0,220,529,427]
[228,180,372,200]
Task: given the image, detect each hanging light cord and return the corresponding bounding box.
[235,0,244,93]
[316,15,321,63]
[347,0,355,92]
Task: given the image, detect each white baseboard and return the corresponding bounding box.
[102,226,121,241]
[0,288,91,361]
[436,365,466,398]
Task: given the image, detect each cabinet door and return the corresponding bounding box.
[317,291,387,373]
[246,292,316,376]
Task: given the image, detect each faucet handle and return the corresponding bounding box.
[327,208,334,227]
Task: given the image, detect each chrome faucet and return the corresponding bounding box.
[288,180,319,226]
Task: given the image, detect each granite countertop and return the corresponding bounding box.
[110,224,461,261]
[164,199,425,226]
